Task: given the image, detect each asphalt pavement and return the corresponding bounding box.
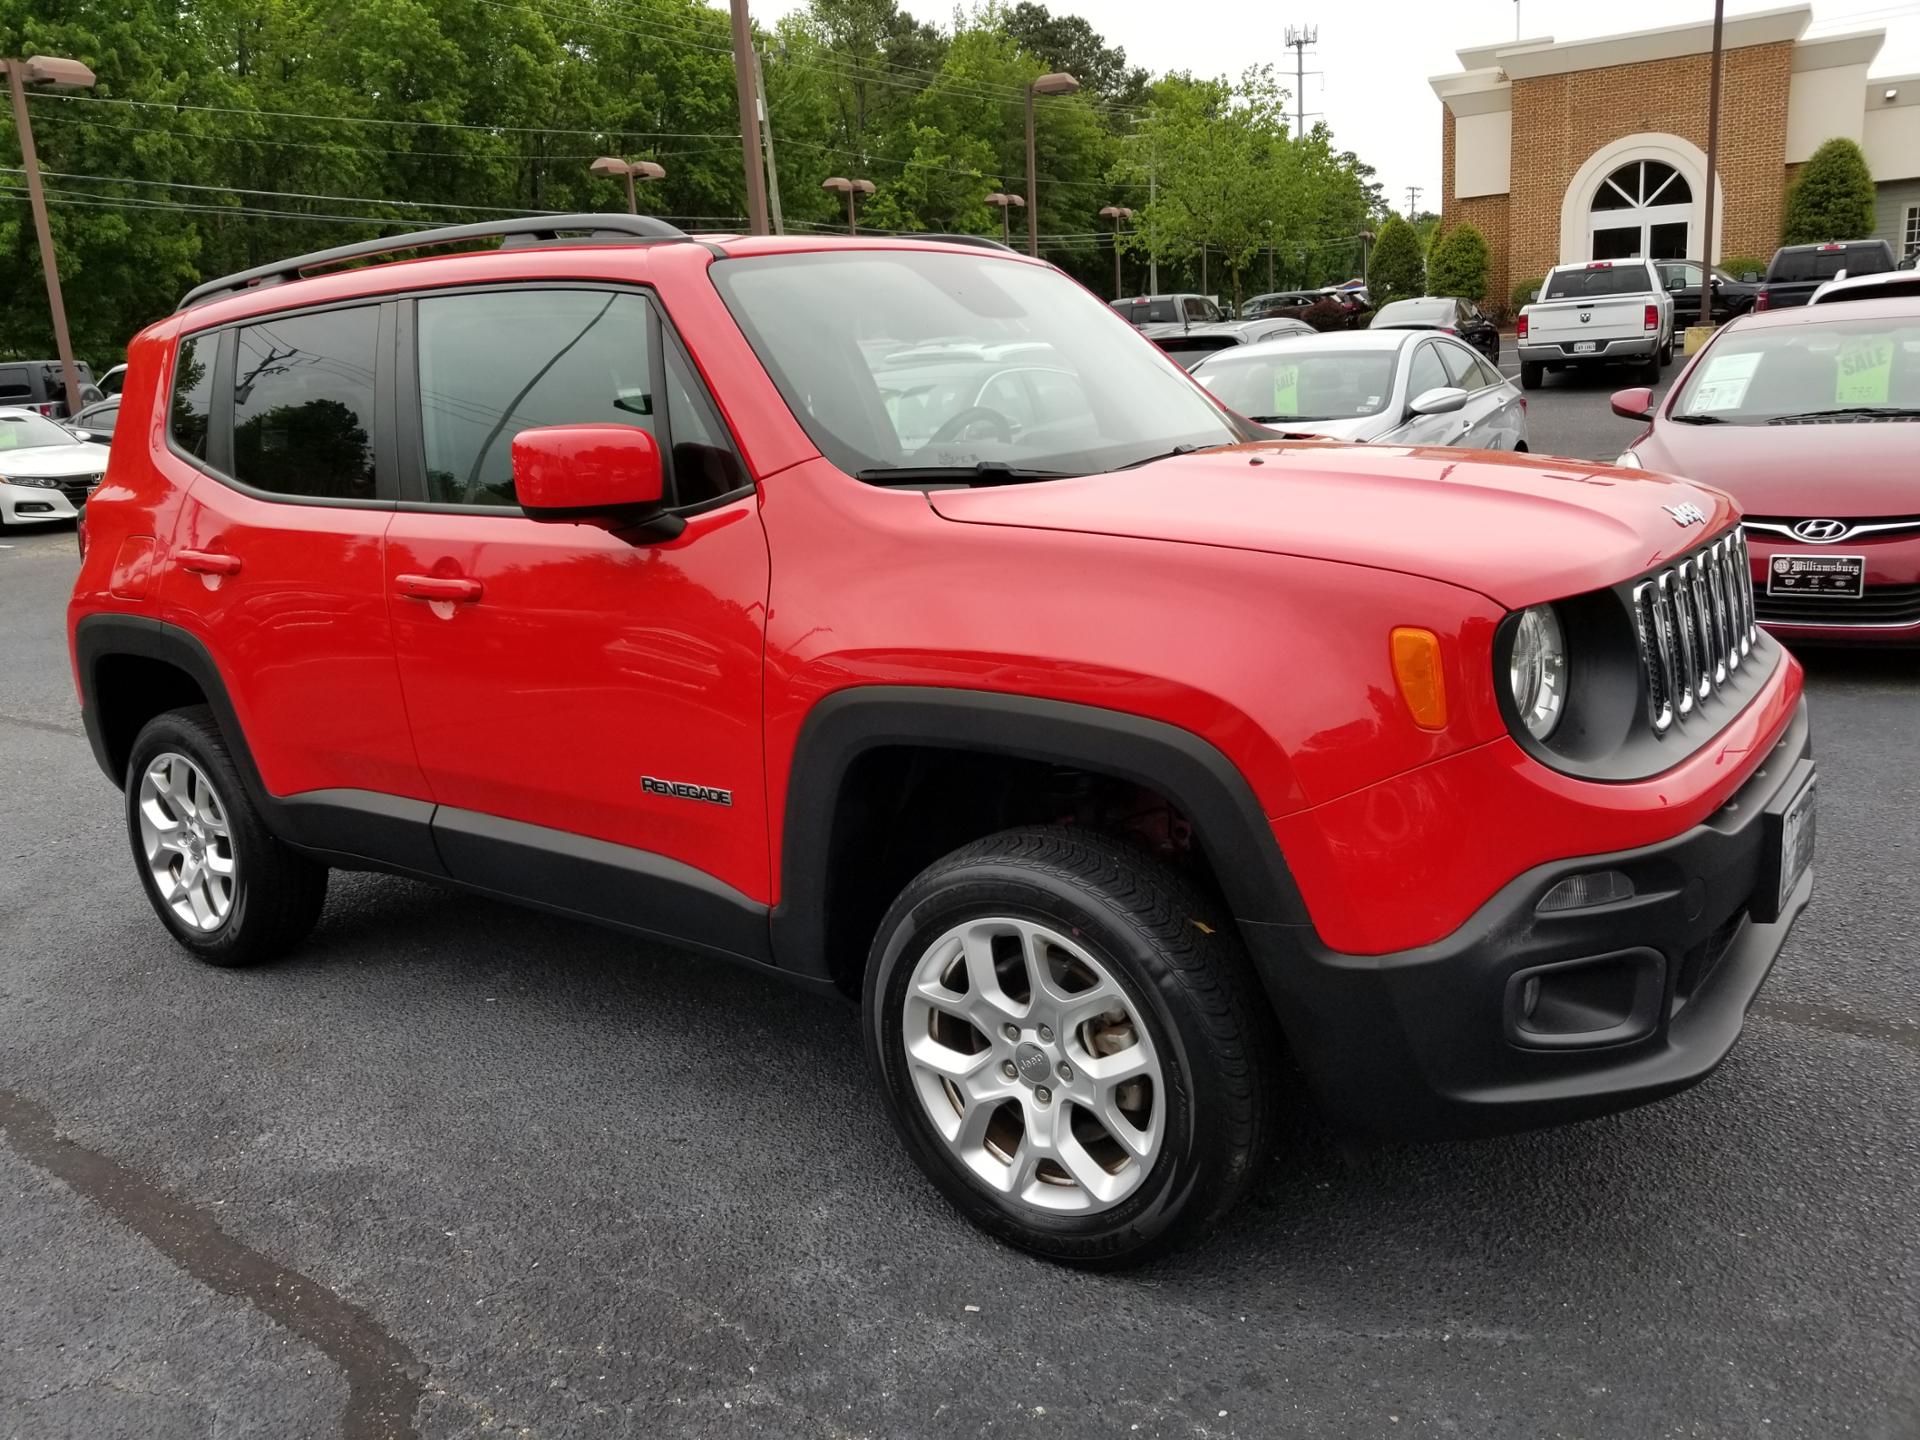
[1491,339,1681,465]
[3,401,1917,1439]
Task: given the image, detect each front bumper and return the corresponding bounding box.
[1243,700,1814,1140]
[0,481,84,525]
[1519,335,1658,364]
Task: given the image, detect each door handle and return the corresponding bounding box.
[176,549,241,576]
[395,573,483,604]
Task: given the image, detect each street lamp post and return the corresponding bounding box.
[1099,205,1134,299]
[3,54,96,418]
[984,191,1025,245]
[589,156,666,214]
[822,176,874,235]
[1024,71,1079,257]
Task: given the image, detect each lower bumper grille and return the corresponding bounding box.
[1756,583,1920,627]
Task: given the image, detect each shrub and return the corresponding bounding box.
[1781,139,1876,246]
[1720,254,1768,281]
[1511,276,1543,314]
[1426,223,1491,303]
[1367,215,1425,310]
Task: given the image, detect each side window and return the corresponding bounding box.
[170,335,215,460]
[1406,343,1450,401]
[232,308,380,500]
[1474,353,1505,390]
[0,366,29,404]
[661,342,747,507]
[415,289,654,507]
[1437,343,1483,391]
[1184,297,1208,323]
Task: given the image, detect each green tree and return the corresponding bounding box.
[1426,221,1490,302]
[1367,213,1424,308]
[1781,138,1876,245]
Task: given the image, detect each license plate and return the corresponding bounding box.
[1767,553,1865,597]
[1572,340,1598,354]
[1774,776,1817,915]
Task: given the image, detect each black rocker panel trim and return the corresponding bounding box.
[771,686,1313,984]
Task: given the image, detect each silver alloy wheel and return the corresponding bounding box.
[902,917,1166,1214]
[137,751,238,932]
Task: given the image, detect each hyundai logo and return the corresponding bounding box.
[1790,518,1849,543]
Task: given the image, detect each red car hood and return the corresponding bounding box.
[1636,420,1919,516]
[927,442,1734,609]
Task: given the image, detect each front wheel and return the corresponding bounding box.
[865,827,1276,1263]
[126,706,328,967]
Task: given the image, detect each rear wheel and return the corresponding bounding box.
[1520,361,1543,390]
[865,826,1275,1263]
[1640,350,1662,384]
[126,706,327,967]
[1659,330,1674,367]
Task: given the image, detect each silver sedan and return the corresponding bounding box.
[1188,329,1530,451]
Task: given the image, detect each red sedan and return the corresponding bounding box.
[1613,296,1920,645]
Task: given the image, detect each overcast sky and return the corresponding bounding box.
[754,0,1920,218]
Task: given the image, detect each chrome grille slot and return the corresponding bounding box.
[1631,530,1760,737]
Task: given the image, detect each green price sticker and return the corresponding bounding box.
[1835,337,1893,406]
[1270,364,1299,416]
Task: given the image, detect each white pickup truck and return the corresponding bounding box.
[1516,258,1673,390]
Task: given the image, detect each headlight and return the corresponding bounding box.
[1507,604,1567,739]
[1612,450,1644,468]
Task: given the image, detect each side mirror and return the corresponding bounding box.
[1408,386,1468,417]
[513,424,680,541]
[1610,386,1655,421]
[1667,277,1685,292]
[1709,275,1723,287]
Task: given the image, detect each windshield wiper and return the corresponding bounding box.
[1109,443,1217,472]
[1669,412,1729,425]
[1766,406,1920,423]
[1249,415,1331,423]
[855,461,1077,485]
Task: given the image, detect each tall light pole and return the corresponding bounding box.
[1100,205,1133,299]
[1699,0,1725,332]
[1024,71,1079,257]
[3,54,95,418]
[728,0,770,234]
[1127,115,1159,294]
[589,156,665,214]
[985,191,1025,245]
[822,176,874,235]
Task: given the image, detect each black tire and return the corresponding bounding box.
[125,705,327,967]
[1520,361,1543,390]
[1640,350,1662,384]
[864,826,1276,1264]
[1659,330,1674,367]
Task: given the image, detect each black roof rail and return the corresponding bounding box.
[176,212,691,312]
[898,232,1018,253]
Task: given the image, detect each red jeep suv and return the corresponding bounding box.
[70,216,1816,1261]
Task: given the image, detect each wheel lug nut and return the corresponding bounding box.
[1034,1087,1051,1105]
[1038,1024,1054,1043]
[1002,1024,1020,1043]
[1056,1061,1073,1082]
[1001,1061,1018,1080]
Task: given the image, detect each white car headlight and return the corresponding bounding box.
[1508,605,1567,740]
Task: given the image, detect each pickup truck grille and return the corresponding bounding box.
[1629,531,1759,735]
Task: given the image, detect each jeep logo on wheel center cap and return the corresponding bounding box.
[1014,1043,1052,1084]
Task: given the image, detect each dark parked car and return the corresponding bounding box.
[1153,317,1316,369]
[70,396,119,445]
[1239,290,1318,319]
[1754,240,1896,311]
[1655,260,1760,326]
[1369,296,1500,363]
[0,359,103,420]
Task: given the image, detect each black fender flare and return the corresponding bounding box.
[768,686,1313,984]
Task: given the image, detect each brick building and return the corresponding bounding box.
[1431,4,1920,314]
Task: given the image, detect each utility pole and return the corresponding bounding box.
[754,47,784,234]
[1406,185,1422,218]
[1699,0,1725,331]
[1283,27,1317,139]
[728,0,770,234]
[4,55,95,417]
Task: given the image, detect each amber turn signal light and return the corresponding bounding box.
[1390,627,1447,730]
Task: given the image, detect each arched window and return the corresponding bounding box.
[1588,161,1694,260]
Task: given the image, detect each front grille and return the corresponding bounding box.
[1756,582,1920,627]
[55,478,95,508]
[1629,530,1759,735]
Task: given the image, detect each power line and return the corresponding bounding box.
[1,166,574,216]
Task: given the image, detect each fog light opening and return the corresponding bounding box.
[1536,869,1636,914]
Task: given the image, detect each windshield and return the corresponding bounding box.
[1671,317,1920,422]
[1543,266,1650,300]
[0,412,80,450]
[1193,346,1398,422]
[714,252,1238,477]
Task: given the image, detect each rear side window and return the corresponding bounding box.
[232,308,380,500]
[0,366,29,403]
[170,336,214,460]
[1542,266,1652,300]
[414,289,656,508]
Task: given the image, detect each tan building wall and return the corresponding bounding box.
[1441,43,1800,314]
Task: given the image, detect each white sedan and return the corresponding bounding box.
[0,406,108,529]
[1188,329,1529,451]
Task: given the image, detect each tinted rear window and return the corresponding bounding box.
[1115,300,1179,325]
[1768,246,1892,282]
[1542,266,1651,300]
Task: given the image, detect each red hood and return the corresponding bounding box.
[1636,420,1919,517]
[926,442,1734,609]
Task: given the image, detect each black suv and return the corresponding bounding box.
[1755,240,1896,311]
